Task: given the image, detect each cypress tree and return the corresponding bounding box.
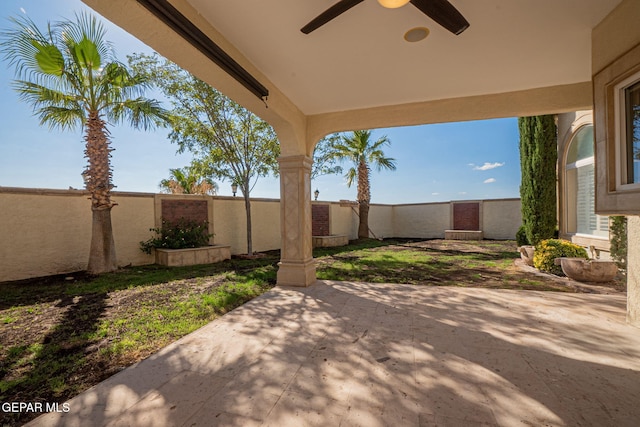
[518,115,558,245]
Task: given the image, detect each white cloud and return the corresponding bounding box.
[484,178,496,184]
[431,192,440,195]
[473,162,505,171]
[458,191,467,195]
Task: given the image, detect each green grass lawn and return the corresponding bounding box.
[0,238,614,426]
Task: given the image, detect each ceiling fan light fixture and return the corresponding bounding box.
[377,0,410,9]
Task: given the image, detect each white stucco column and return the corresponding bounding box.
[627,216,640,326]
[276,155,316,287]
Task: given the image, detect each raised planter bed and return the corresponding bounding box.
[444,230,483,240]
[312,235,349,248]
[155,245,231,267]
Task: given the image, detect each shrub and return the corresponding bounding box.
[140,218,213,254]
[609,216,627,269]
[516,225,530,247]
[533,239,588,275]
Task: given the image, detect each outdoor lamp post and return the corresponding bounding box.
[231,183,238,197]
[314,189,320,201]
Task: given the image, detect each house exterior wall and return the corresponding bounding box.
[591,0,640,326]
[557,111,611,254]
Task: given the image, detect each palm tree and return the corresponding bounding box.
[331,130,396,238]
[1,13,167,274]
[159,167,218,195]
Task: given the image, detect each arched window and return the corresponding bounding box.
[565,125,608,237]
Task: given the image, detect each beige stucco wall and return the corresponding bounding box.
[368,204,394,239]
[211,197,282,255]
[112,193,156,267]
[0,188,156,282]
[328,203,358,240]
[392,203,450,239]
[482,199,522,240]
[0,187,522,282]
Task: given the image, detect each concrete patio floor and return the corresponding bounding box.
[28,281,640,427]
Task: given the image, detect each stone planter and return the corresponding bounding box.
[555,257,618,282]
[519,245,535,266]
[312,235,349,248]
[155,245,231,267]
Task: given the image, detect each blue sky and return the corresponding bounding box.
[0,0,521,204]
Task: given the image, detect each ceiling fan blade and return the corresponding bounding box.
[410,0,469,35]
[301,0,366,34]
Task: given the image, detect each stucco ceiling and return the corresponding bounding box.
[184,0,622,115]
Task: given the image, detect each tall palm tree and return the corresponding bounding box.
[331,130,396,238]
[1,13,167,274]
[159,167,218,195]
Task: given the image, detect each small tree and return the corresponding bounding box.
[129,53,279,255]
[1,14,167,274]
[518,115,557,246]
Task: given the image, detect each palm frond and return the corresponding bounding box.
[37,106,84,131]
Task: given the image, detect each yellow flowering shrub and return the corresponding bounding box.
[533,239,589,275]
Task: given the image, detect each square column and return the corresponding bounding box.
[277,155,317,287]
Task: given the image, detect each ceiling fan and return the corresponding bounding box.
[301,0,469,36]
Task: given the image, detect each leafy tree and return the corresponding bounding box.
[1,13,167,273]
[312,133,344,180]
[518,115,557,245]
[129,53,279,255]
[159,166,218,195]
[330,130,396,238]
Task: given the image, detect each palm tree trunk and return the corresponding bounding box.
[88,207,117,274]
[85,112,117,273]
[357,160,371,239]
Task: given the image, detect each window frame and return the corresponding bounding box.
[614,72,640,191]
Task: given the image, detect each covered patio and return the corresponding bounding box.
[80,0,640,325]
[28,281,640,426]
[34,0,639,424]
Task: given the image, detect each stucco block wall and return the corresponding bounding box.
[112,193,156,267]
[482,199,522,240]
[0,189,156,282]
[392,203,450,238]
[0,190,90,282]
[0,188,522,282]
[329,203,358,240]
[211,197,281,255]
[368,204,394,239]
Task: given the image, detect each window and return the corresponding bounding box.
[624,80,640,185]
[565,125,608,238]
[614,71,640,191]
